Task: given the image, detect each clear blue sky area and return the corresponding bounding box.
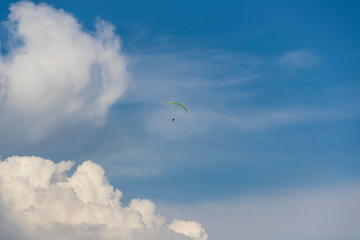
[0,0,359,204]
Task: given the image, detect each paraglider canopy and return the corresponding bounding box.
[166,102,188,112]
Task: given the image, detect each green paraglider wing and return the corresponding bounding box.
[166,102,188,112]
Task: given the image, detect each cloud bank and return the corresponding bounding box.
[0,1,128,140]
[0,156,208,240]
[160,183,360,240]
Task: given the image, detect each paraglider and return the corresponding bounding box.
[166,102,188,112]
[167,102,188,122]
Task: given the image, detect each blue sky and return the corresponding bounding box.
[0,1,359,240]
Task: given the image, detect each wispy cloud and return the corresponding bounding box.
[126,49,261,104]
[146,106,346,141]
[279,50,320,68]
[124,47,348,142]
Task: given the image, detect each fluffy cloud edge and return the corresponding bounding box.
[0,1,129,141]
[0,155,208,240]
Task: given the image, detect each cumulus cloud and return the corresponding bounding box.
[169,219,209,240]
[0,1,128,140]
[0,156,208,240]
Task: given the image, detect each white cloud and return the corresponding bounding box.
[0,156,208,240]
[159,183,360,240]
[129,199,166,228]
[279,50,320,68]
[169,219,208,240]
[0,1,128,140]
